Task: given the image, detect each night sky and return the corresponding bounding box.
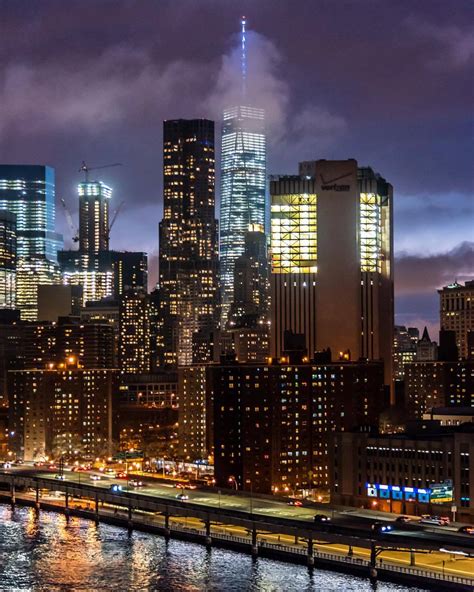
[2,0,473,335]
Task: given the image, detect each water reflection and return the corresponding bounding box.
[0,506,422,592]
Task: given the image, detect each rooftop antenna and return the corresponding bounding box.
[241,15,247,99]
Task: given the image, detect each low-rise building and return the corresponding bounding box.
[330,422,474,522]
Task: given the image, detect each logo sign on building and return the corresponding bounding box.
[430,480,453,504]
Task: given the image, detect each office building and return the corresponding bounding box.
[270,160,393,389]
[212,357,385,494]
[109,251,148,298]
[330,422,474,522]
[0,165,63,320]
[0,165,63,261]
[416,327,437,361]
[220,105,266,328]
[405,360,474,417]
[228,224,270,362]
[439,280,474,360]
[9,358,119,460]
[393,325,419,381]
[16,257,62,321]
[37,284,82,321]
[219,19,266,327]
[159,119,219,366]
[59,178,146,304]
[62,268,114,305]
[78,181,111,269]
[119,289,151,375]
[0,210,16,309]
[270,176,318,359]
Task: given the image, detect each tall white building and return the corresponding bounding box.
[219,18,267,328]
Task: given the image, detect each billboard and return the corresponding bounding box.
[430,480,453,504]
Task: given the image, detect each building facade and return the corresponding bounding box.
[78,181,111,269]
[330,423,474,522]
[270,161,393,391]
[177,365,211,461]
[119,289,151,375]
[405,360,474,417]
[393,325,419,381]
[159,119,219,366]
[0,165,63,320]
[0,165,63,261]
[212,357,385,494]
[219,106,266,328]
[9,360,119,460]
[0,210,16,309]
[439,280,474,360]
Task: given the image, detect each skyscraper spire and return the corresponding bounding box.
[241,16,247,99]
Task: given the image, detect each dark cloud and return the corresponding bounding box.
[1,0,473,316]
[395,242,474,334]
[395,242,474,296]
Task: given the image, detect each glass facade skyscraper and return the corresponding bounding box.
[0,165,63,319]
[0,165,63,261]
[0,210,17,309]
[219,107,266,328]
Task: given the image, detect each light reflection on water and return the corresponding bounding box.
[0,505,423,591]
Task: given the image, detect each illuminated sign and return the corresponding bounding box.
[366,483,431,503]
[321,183,350,191]
[430,480,453,504]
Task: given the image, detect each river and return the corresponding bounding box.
[0,505,424,591]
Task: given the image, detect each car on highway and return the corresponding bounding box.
[90,474,101,481]
[129,479,144,488]
[313,514,331,523]
[372,521,393,533]
[116,472,127,479]
[458,525,474,535]
[420,515,449,526]
[109,484,123,493]
[395,515,411,523]
[176,493,189,501]
[54,474,66,480]
[287,499,303,507]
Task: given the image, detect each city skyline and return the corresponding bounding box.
[1,1,473,335]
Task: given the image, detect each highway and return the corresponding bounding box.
[3,464,473,550]
[1,464,473,584]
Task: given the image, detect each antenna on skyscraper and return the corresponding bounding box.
[241,16,247,99]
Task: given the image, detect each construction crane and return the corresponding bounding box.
[104,200,125,243]
[59,198,79,243]
[79,161,122,181]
